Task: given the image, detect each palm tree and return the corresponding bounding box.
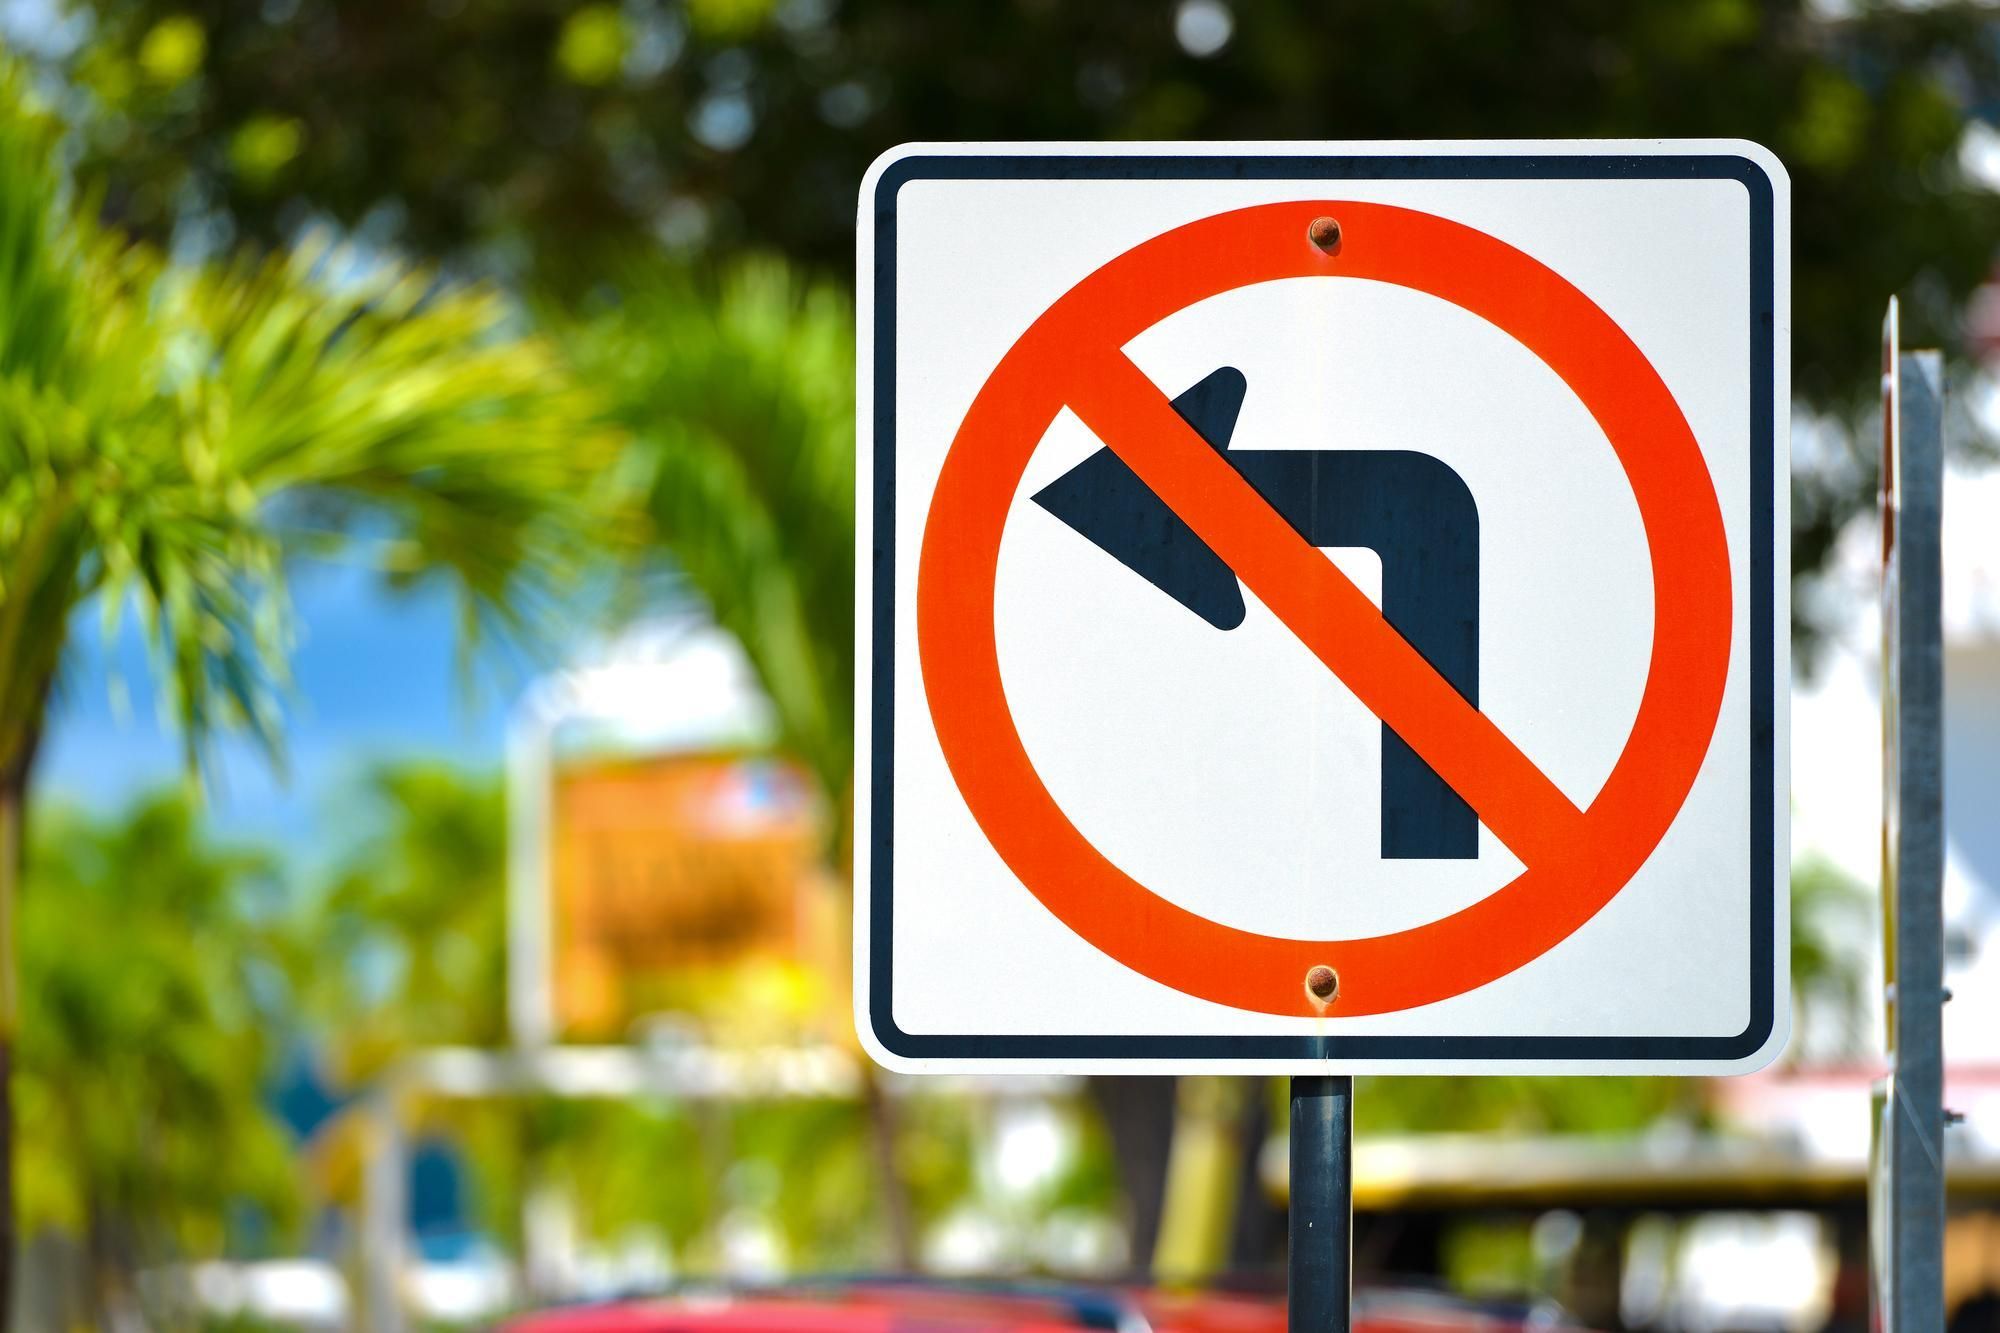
[558,261,854,823]
[553,259,921,1259]
[17,794,300,1326]
[0,64,610,1319]
[303,762,512,1075]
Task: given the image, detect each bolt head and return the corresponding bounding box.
[1305,965,1339,1002]
[1307,216,1342,253]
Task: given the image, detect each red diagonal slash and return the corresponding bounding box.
[1064,348,1586,869]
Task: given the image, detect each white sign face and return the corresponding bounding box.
[855,142,1789,1074]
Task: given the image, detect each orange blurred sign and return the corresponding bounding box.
[550,752,834,1042]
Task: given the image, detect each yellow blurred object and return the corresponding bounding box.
[550,751,838,1044]
[137,15,205,86]
[229,113,305,187]
[1946,1212,2000,1318]
[1151,1077,1248,1286]
[554,4,629,85]
[685,0,776,39]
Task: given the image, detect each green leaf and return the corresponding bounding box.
[554,257,855,814]
[0,52,618,786]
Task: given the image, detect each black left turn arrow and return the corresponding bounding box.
[1031,366,1483,861]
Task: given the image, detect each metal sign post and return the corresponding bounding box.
[1871,297,1946,1333]
[1288,1076,1354,1333]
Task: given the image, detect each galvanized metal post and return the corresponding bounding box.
[1289,1075,1353,1333]
[1872,298,1946,1333]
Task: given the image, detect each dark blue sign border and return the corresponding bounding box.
[865,151,1780,1064]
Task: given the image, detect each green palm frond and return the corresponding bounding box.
[557,259,855,808]
[0,54,617,785]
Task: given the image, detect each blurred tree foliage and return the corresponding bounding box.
[39,0,2000,629]
[17,796,299,1325]
[1355,1074,1700,1138]
[511,1096,893,1270]
[0,50,613,1320]
[301,762,1033,1275]
[1789,855,1875,1057]
[297,763,532,1252]
[551,259,938,1263]
[0,59,613,805]
[555,260,854,827]
[305,764,512,1072]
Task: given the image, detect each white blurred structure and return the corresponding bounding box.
[182,1259,349,1328]
[1793,460,2000,1071]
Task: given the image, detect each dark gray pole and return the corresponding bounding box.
[1874,301,1946,1333]
[1289,1075,1353,1333]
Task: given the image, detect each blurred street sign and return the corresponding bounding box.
[506,625,843,1048]
[1869,298,1947,1333]
[857,143,1790,1074]
[549,752,834,1043]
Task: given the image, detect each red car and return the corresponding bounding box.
[500,1280,1579,1333]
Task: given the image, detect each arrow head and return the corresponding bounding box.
[1031,366,1250,630]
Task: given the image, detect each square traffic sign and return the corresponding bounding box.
[857,142,1789,1074]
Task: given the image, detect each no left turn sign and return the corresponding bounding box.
[857,143,1789,1074]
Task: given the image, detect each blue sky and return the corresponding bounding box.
[37,561,528,856]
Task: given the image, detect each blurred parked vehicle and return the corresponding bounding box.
[499,1280,1582,1333]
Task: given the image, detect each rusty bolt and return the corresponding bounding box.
[1305,965,1339,1003]
[1307,216,1342,254]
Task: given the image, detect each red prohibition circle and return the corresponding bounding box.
[915,201,1733,1017]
